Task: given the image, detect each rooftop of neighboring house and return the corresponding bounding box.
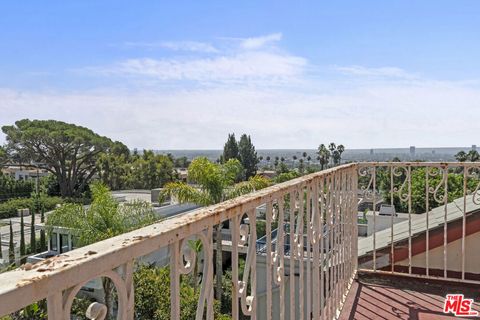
[358,194,480,257]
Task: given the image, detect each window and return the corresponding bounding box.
[60,234,69,253]
[50,232,58,252]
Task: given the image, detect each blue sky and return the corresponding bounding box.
[1,1,479,149]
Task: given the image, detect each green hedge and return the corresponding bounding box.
[0,197,64,219]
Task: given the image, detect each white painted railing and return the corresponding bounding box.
[0,163,353,319]
[357,162,480,285]
[2,162,480,319]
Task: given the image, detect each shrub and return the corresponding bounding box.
[0,196,63,219]
[134,265,231,320]
[0,173,34,202]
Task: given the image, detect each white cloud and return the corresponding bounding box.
[1,78,479,149]
[334,65,418,79]
[81,51,306,82]
[80,33,304,84]
[240,33,283,49]
[124,41,218,53]
[161,41,218,53]
[4,33,479,150]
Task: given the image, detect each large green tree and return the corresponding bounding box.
[97,148,177,191]
[2,119,114,197]
[96,141,131,190]
[0,146,7,167]
[161,157,270,307]
[238,134,258,180]
[126,151,177,189]
[222,133,239,163]
[46,182,156,318]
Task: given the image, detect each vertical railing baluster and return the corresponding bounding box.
[327,174,333,320]
[408,166,412,275]
[170,241,180,320]
[232,214,239,320]
[426,167,430,277]
[443,166,448,279]
[279,196,285,320]
[334,170,340,316]
[352,167,357,279]
[352,167,356,278]
[462,166,467,281]
[265,202,272,320]
[207,227,214,319]
[344,170,350,292]
[47,292,64,320]
[249,208,257,320]
[390,165,395,273]
[289,190,296,320]
[306,184,312,319]
[332,172,337,316]
[298,185,305,320]
[125,260,135,320]
[319,176,325,319]
[312,180,320,319]
[342,170,347,307]
[341,170,347,305]
[372,166,377,272]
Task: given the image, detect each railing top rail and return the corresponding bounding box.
[0,163,356,315]
[359,161,480,167]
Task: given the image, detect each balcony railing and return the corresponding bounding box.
[357,162,480,285]
[0,162,479,319]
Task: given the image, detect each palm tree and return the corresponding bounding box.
[161,157,270,305]
[455,151,468,162]
[274,156,279,168]
[337,144,345,164]
[266,156,271,168]
[328,143,336,153]
[467,150,480,162]
[46,182,156,318]
[318,144,331,170]
[298,158,305,174]
[292,155,297,168]
[328,143,336,166]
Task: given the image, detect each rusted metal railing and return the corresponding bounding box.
[0,164,359,319]
[357,162,480,285]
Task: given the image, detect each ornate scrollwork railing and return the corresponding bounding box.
[0,164,358,320]
[357,162,480,286]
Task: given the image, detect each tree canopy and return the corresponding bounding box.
[455,150,480,162]
[238,134,258,179]
[161,157,269,206]
[221,133,239,163]
[317,144,330,170]
[46,182,156,246]
[2,119,115,197]
[0,146,7,167]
